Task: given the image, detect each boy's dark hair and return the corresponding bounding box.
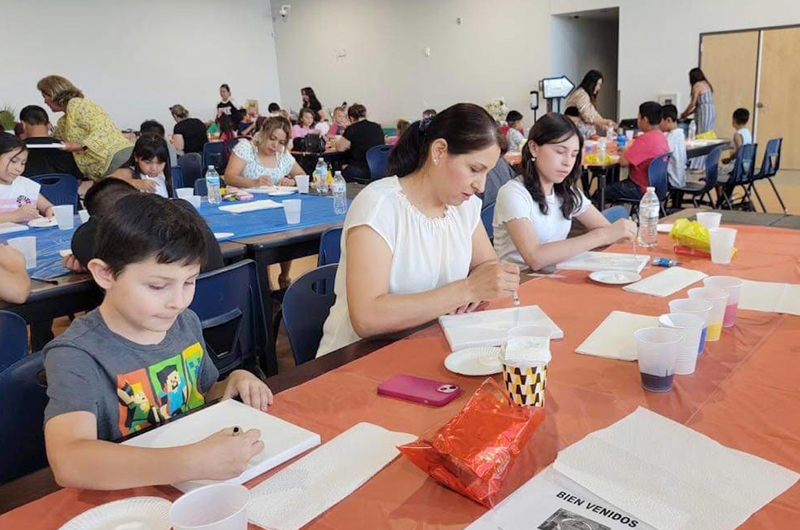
[661,104,678,122]
[94,193,207,277]
[564,106,581,118]
[639,101,663,126]
[347,103,367,121]
[733,108,750,125]
[140,119,166,137]
[83,178,137,217]
[19,105,49,126]
[267,102,280,113]
[506,110,523,123]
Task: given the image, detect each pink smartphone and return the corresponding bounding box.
[377,375,461,407]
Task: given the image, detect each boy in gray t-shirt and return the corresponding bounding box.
[44,193,272,490]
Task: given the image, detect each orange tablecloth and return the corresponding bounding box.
[4,226,800,529]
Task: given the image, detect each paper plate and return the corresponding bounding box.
[214,232,234,240]
[444,347,502,376]
[59,497,172,530]
[657,223,673,233]
[268,190,296,196]
[28,217,58,228]
[589,270,641,285]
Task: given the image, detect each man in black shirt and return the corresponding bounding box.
[19,105,83,179]
[337,103,386,182]
[169,104,208,155]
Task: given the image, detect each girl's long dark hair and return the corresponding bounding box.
[689,67,713,92]
[574,70,604,103]
[387,103,501,178]
[520,113,584,218]
[126,133,173,197]
[301,86,322,117]
[0,132,28,177]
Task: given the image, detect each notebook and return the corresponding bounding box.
[218,199,283,213]
[575,310,660,361]
[623,267,707,298]
[123,399,320,492]
[557,251,650,273]
[439,305,564,351]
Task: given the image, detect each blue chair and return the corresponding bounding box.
[282,264,338,366]
[170,165,184,197]
[717,143,758,210]
[194,178,208,196]
[366,145,392,181]
[178,152,203,190]
[749,138,784,213]
[0,352,49,484]
[601,205,629,223]
[202,142,225,174]
[0,310,27,374]
[481,202,495,240]
[674,146,724,209]
[614,152,670,218]
[30,173,79,209]
[318,227,343,266]
[188,260,269,378]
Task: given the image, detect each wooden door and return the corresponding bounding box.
[700,31,759,141]
[756,26,800,169]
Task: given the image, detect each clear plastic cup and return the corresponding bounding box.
[52,205,74,230]
[187,196,202,210]
[709,228,737,264]
[176,187,194,199]
[634,327,682,392]
[295,174,310,194]
[625,130,634,141]
[688,287,729,342]
[703,276,743,327]
[78,210,90,223]
[501,325,552,407]
[170,483,250,530]
[659,313,704,375]
[696,212,722,230]
[7,236,36,269]
[668,298,713,354]
[283,199,301,224]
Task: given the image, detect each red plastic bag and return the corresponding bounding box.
[398,378,545,508]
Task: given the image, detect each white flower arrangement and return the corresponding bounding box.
[485,97,509,124]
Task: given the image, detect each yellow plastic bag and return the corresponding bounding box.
[695,131,717,140]
[669,218,737,257]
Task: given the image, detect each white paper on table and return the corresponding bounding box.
[467,465,656,530]
[575,311,660,361]
[0,222,29,235]
[438,305,564,351]
[25,143,66,149]
[557,251,650,273]
[623,267,707,298]
[249,186,299,194]
[218,199,283,213]
[739,279,800,316]
[123,400,320,492]
[554,407,799,530]
[248,422,416,530]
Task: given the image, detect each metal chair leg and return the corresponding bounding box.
[750,182,767,212]
[767,177,787,214]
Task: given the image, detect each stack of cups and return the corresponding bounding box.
[668,298,713,355]
[696,212,722,229]
[688,287,729,342]
[659,313,705,375]
[500,325,552,407]
[634,327,682,392]
[170,483,250,530]
[703,276,743,327]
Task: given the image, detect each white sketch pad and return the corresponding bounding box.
[439,305,564,351]
[557,251,650,273]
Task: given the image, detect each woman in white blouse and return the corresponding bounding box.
[224,116,305,189]
[317,103,521,357]
[493,113,636,272]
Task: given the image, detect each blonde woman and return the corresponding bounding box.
[36,75,133,183]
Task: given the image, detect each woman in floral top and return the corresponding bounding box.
[37,75,133,183]
[564,70,616,136]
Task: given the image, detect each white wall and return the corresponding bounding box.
[549,15,618,119]
[550,0,800,119]
[271,0,550,129]
[0,0,281,131]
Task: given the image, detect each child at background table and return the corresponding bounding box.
[44,193,271,490]
[0,133,54,224]
[326,105,350,138]
[493,113,636,271]
[720,108,752,173]
[505,110,526,152]
[389,119,410,146]
[0,244,31,303]
[112,134,171,197]
[659,104,687,188]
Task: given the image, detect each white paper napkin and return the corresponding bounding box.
[248,422,416,530]
[219,199,283,213]
[554,407,799,530]
[623,267,707,298]
[0,222,29,235]
[575,311,660,361]
[739,280,800,316]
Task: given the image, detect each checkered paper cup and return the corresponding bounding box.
[502,362,548,407]
[501,325,552,407]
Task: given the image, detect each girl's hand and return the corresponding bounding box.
[12,205,40,222]
[62,254,86,273]
[132,179,158,193]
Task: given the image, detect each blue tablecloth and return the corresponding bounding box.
[0,193,348,280]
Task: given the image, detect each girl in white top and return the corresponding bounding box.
[0,133,54,223]
[113,134,171,197]
[493,113,636,272]
[317,103,521,357]
[225,116,305,189]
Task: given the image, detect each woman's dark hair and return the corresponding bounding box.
[301,87,322,117]
[689,68,713,92]
[519,112,584,218]
[95,193,207,278]
[220,83,231,94]
[564,106,581,118]
[217,114,235,135]
[506,110,523,123]
[574,70,604,102]
[0,132,27,159]
[387,103,502,178]
[347,103,367,121]
[298,108,315,125]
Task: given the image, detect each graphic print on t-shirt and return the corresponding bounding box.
[116,342,206,436]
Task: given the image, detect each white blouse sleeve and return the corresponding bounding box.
[574,190,590,217]
[494,180,533,225]
[344,189,396,253]
[280,151,297,176]
[232,140,251,161]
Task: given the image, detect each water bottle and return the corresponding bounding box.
[332,171,347,214]
[314,158,328,195]
[206,165,221,204]
[637,186,659,247]
[598,137,607,164]
[688,120,696,141]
